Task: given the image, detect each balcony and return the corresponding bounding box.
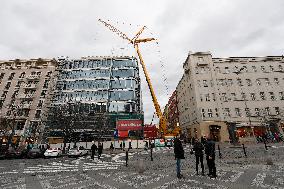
[18,94,35,99]
[26,75,40,80]
[23,84,37,89]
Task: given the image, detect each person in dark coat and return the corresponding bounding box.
[120,142,123,150]
[174,136,185,179]
[193,138,205,175]
[91,141,97,160]
[205,136,217,178]
[122,141,125,151]
[110,142,114,151]
[98,142,103,159]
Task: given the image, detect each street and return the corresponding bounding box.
[1,143,284,189]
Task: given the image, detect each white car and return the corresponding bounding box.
[67,147,88,157]
[44,148,62,157]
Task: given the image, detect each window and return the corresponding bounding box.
[198,57,204,62]
[224,67,230,74]
[5,82,11,90]
[212,93,216,101]
[224,108,231,117]
[270,65,274,72]
[208,109,213,117]
[256,79,261,86]
[235,108,241,117]
[227,79,233,86]
[231,93,236,101]
[19,72,25,78]
[203,80,208,87]
[242,66,248,72]
[245,108,250,117]
[252,66,257,72]
[215,108,219,117]
[246,79,252,86]
[280,92,284,100]
[8,73,15,80]
[250,93,256,101]
[241,92,246,100]
[221,93,227,102]
[261,66,265,72]
[201,109,205,118]
[255,108,260,116]
[237,79,243,86]
[205,94,210,101]
[264,78,270,86]
[35,110,41,118]
[265,107,270,115]
[215,67,220,73]
[274,78,279,85]
[260,92,266,100]
[269,92,276,101]
[279,65,283,71]
[275,107,280,115]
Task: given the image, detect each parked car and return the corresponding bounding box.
[67,147,88,157]
[44,148,62,158]
[27,147,44,159]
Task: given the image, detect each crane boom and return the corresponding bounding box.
[98,19,168,135]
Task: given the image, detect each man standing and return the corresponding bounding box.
[91,141,97,160]
[98,142,103,159]
[193,138,205,175]
[205,136,217,178]
[174,136,185,179]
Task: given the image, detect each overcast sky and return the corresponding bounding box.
[1,0,284,123]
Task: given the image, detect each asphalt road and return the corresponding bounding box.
[1,143,284,189]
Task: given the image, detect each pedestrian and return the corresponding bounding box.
[129,141,132,149]
[125,149,129,167]
[205,136,217,178]
[193,138,205,176]
[174,136,185,179]
[123,141,125,151]
[98,142,103,159]
[120,142,123,150]
[91,141,97,160]
[110,142,114,151]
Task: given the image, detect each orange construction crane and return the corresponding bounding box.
[98,19,174,136]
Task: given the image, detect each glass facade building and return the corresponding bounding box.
[47,56,143,140]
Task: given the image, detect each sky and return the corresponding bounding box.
[1,0,284,123]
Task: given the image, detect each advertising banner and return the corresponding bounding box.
[116,119,143,131]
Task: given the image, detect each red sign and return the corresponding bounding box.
[143,124,158,139]
[116,120,142,131]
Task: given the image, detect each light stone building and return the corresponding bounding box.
[0,59,57,144]
[177,52,284,142]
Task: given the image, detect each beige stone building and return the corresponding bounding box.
[0,59,57,144]
[177,52,284,142]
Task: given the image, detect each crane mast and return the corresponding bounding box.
[98,19,167,135]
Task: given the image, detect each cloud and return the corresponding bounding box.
[1,0,284,123]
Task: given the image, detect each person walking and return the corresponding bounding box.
[91,141,97,160]
[122,141,125,151]
[110,142,114,151]
[120,142,123,150]
[205,136,217,178]
[193,138,205,176]
[98,142,103,159]
[174,136,185,179]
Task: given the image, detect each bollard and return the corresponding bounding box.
[242,144,247,157]
[264,140,268,150]
[150,145,153,161]
[125,150,129,167]
[218,144,222,159]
